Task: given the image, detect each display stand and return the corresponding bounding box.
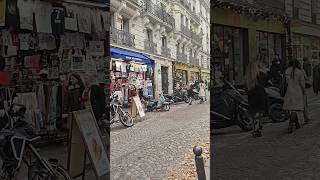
[67,109,109,180]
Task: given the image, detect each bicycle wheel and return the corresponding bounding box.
[118,109,134,127]
[28,162,72,180]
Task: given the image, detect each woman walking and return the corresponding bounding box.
[187,81,195,105]
[198,80,206,104]
[283,60,306,133]
[244,61,268,137]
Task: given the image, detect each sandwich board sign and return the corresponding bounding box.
[69,109,109,179]
[133,96,145,117]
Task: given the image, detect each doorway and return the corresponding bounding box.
[161,66,169,94]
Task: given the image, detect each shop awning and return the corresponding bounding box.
[110,47,155,67]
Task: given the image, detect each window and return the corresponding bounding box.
[146,29,153,41]
[162,36,167,47]
[181,14,184,25]
[121,17,129,32]
[177,42,180,52]
[110,13,115,28]
[256,31,284,69]
[186,17,189,28]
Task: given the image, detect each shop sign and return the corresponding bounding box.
[133,96,145,117]
[73,109,109,178]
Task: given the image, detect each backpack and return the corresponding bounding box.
[280,74,288,97]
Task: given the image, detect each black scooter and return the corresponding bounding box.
[164,89,189,104]
[211,80,254,131]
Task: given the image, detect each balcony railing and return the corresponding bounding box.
[144,40,157,54]
[180,24,191,37]
[192,12,201,24]
[110,27,135,47]
[143,0,175,28]
[176,52,187,63]
[161,46,171,58]
[191,32,203,45]
[189,56,199,66]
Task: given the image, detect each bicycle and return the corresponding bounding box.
[0,103,71,180]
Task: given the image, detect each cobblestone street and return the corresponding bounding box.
[110,99,210,179]
[212,91,320,180]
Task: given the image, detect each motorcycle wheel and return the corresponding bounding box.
[163,104,170,111]
[269,103,288,123]
[118,109,134,127]
[184,96,189,103]
[237,107,254,131]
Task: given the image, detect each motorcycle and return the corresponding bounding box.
[102,93,134,128]
[0,103,71,180]
[211,80,254,131]
[142,95,170,112]
[264,80,289,123]
[164,89,189,104]
[240,80,289,123]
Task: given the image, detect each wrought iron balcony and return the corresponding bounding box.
[192,12,201,24]
[191,32,203,45]
[190,56,199,66]
[143,0,175,28]
[180,24,191,37]
[161,46,171,58]
[176,51,187,63]
[144,40,157,54]
[110,28,135,47]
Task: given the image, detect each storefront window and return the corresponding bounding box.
[175,69,188,88]
[212,24,245,85]
[257,31,284,70]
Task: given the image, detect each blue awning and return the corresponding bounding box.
[110,47,154,67]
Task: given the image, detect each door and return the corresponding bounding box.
[161,66,169,94]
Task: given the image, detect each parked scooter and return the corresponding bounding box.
[164,88,189,104]
[211,80,254,131]
[142,94,170,112]
[240,80,288,123]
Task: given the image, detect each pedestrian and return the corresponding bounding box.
[283,59,306,133]
[303,57,312,78]
[313,59,320,95]
[244,61,268,137]
[198,80,206,104]
[187,81,194,105]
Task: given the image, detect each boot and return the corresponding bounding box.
[252,131,262,137]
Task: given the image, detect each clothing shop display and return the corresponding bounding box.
[35,1,53,33]
[5,0,19,28]
[17,0,35,30]
[0,0,108,139]
[0,0,5,26]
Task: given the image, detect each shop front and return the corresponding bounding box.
[110,47,155,106]
[293,34,320,67]
[174,63,200,89]
[0,0,108,136]
[201,68,210,88]
[211,6,287,86]
[153,57,173,97]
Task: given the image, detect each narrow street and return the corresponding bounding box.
[212,91,320,180]
[110,99,210,179]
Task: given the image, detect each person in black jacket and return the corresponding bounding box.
[313,59,320,95]
[244,61,268,137]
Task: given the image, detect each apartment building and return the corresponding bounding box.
[110,0,210,98]
[285,0,320,66]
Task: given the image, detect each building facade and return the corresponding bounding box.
[285,0,320,67]
[110,0,210,99]
[211,0,288,85]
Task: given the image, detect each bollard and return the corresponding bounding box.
[193,146,206,180]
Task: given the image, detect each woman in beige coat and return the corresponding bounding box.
[283,60,305,133]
